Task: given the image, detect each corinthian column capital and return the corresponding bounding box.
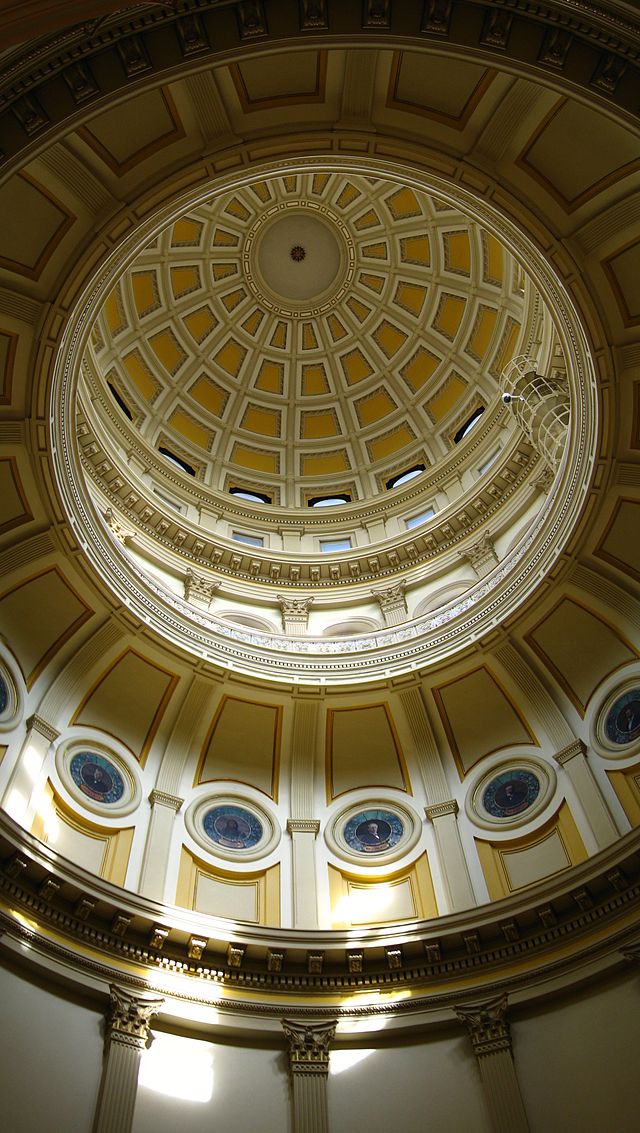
[106,985,164,1051]
[282,1019,337,1074]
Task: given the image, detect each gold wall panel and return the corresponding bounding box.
[603,238,640,327]
[77,88,185,174]
[525,597,636,715]
[197,696,281,799]
[387,52,495,128]
[475,804,587,900]
[0,566,92,689]
[72,648,179,763]
[328,854,437,928]
[607,763,640,827]
[229,51,326,111]
[594,497,640,585]
[0,171,74,280]
[433,666,535,777]
[517,97,640,213]
[0,328,17,404]
[177,848,280,925]
[32,782,134,887]
[0,457,32,536]
[326,703,410,800]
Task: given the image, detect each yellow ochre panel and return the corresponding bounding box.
[171,218,203,246]
[149,330,186,375]
[72,648,179,764]
[327,703,409,799]
[400,236,430,266]
[386,186,422,219]
[433,295,466,339]
[301,411,340,438]
[427,373,466,421]
[231,443,279,474]
[169,409,212,450]
[433,665,535,777]
[197,696,281,798]
[354,388,397,427]
[214,340,247,377]
[123,351,159,401]
[367,424,414,462]
[241,405,281,437]
[301,364,330,395]
[301,449,350,476]
[372,320,408,358]
[189,376,228,417]
[170,265,200,299]
[401,347,440,391]
[182,306,218,344]
[341,349,373,385]
[255,360,284,394]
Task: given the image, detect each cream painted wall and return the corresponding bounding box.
[514,972,640,1133]
[328,1035,492,1133]
[133,1032,291,1133]
[0,960,104,1133]
[1,957,639,1133]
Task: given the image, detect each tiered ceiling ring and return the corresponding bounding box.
[51,156,599,683]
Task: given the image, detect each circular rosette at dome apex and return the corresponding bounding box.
[203,804,263,851]
[481,768,540,820]
[343,808,404,855]
[69,751,125,805]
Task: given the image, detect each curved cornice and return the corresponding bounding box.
[1,810,639,1032]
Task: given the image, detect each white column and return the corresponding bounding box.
[455,994,530,1133]
[425,800,475,911]
[287,819,321,928]
[554,739,618,849]
[2,714,59,825]
[93,985,163,1133]
[138,790,184,902]
[282,1019,337,1133]
[399,686,477,912]
[372,582,407,626]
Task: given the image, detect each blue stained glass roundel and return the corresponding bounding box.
[203,804,263,851]
[70,751,125,805]
[0,674,8,716]
[343,808,404,854]
[482,768,540,819]
[604,689,640,746]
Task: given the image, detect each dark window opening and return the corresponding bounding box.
[386,465,425,490]
[159,447,196,476]
[230,487,272,504]
[454,406,485,444]
[308,494,351,508]
[108,382,133,421]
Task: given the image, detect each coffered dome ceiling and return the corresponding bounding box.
[88,170,532,506]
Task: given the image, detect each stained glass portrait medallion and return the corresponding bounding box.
[202,804,263,851]
[481,768,540,819]
[69,751,125,805]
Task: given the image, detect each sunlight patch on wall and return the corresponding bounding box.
[139,1032,214,1103]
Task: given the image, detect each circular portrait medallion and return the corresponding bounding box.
[482,769,540,819]
[326,801,419,865]
[186,795,280,862]
[343,808,404,855]
[203,804,263,851]
[603,689,640,747]
[70,751,125,805]
[0,659,20,729]
[467,757,555,830]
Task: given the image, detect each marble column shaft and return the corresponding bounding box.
[554,739,618,849]
[138,789,184,901]
[287,820,321,928]
[456,994,530,1133]
[93,986,163,1133]
[282,1019,337,1133]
